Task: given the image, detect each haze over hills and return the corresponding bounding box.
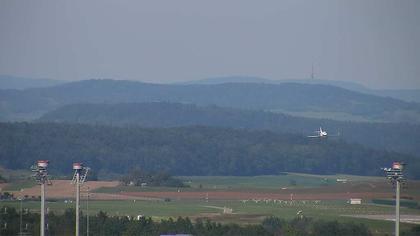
[374,89,420,103]
[0,75,65,89]
[1,75,419,104]
[182,76,369,91]
[2,79,420,123]
[39,102,420,157]
[1,122,418,179]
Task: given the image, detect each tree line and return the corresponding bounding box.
[0,122,418,179]
[121,169,186,188]
[38,102,420,156]
[0,206,386,236]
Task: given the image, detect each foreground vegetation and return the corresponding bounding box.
[0,206,381,236]
[1,205,420,236]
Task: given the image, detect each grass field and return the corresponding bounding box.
[94,173,384,194]
[1,179,36,191]
[183,173,387,189]
[179,174,337,189]
[0,167,32,180]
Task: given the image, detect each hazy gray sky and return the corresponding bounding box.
[1,0,419,89]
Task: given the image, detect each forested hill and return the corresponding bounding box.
[0,122,418,179]
[183,76,420,103]
[39,102,420,156]
[2,79,420,123]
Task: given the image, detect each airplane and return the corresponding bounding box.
[307,127,328,138]
[307,127,339,138]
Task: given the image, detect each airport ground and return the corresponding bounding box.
[1,173,420,235]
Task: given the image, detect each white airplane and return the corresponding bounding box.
[307,127,328,138]
[307,127,340,138]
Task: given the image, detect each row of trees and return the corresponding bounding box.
[0,206,391,236]
[2,205,420,236]
[0,122,418,179]
[121,169,186,187]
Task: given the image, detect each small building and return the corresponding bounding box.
[350,198,362,205]
[223,207,233,214]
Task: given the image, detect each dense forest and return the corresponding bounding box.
[0,122,418,179]
[0,206,383,236]
[39,102,420,156]
[2,79,420,123]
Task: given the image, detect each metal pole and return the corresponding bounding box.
[40,182,45,236]
[87,187,89,236]
[76,172,80,236]
[395,180,400,236]
[19,191,23,235]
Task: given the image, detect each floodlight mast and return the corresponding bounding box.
[31,160,52,236]
[72,163,89,236]
[383,162,406,236]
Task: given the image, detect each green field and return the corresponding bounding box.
[1,198,419,235]
[181,173,385,189]
[0,167,30,179]
[94,173,384,194]
[1,179,36,191]
[180,174,335,190]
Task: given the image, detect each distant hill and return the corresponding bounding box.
[39,102,420,156]
[2,79,420,123]
[185,76,420,103]
[181,76,278,85]
[1,122,418,179]
[185,76,369,91]
[0,75,65,90]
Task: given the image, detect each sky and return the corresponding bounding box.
[1,0,419,89]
